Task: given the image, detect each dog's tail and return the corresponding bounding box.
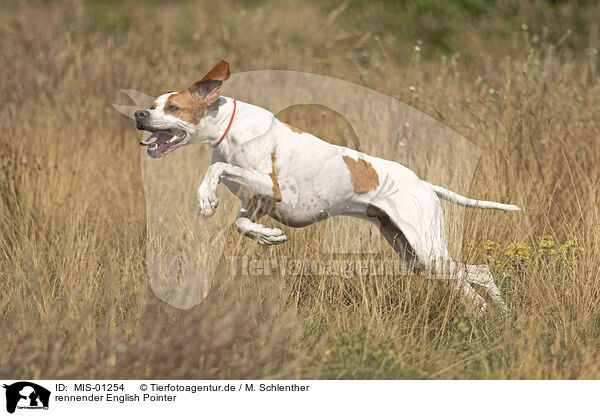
[429,184,521,212]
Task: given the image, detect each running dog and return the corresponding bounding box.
[133,60,521,313]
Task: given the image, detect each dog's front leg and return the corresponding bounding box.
[198,162,282,216]
[234,207,287,245]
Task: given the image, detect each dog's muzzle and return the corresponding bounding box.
[133,109,188,158]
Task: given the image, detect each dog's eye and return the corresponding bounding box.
[166,105,180,112]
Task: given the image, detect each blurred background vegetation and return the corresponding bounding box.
[50,0,600,59]
[2,0,600,379]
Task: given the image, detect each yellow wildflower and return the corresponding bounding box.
[504,243,531,262]
[538,235,556,255]
[484,240,501,252]
[558,238,583,265]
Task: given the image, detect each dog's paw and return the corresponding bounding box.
[198,185,219,217]
[256,227,287,246]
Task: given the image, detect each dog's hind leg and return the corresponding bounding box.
[364,204,422,273]
[464,264,508,314]
[444,262,489,313]
[364,204,488,313]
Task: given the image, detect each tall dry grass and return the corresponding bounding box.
[1,0,600,379]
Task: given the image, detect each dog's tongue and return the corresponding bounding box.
[140,131,173,146]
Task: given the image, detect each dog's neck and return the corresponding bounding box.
[194,96,237,147]
[203,96,276,162]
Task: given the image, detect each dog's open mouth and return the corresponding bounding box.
[139,128,188,158]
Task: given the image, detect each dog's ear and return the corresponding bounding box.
[189,79,223,105]
[189,60,230,105]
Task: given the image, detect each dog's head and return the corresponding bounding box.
[134,60,230,158]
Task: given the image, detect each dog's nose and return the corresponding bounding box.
[134,110,150,121]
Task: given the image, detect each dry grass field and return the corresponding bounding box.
[2,0,600,379]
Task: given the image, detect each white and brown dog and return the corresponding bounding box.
[134,60,520,313]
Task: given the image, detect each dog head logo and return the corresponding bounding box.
[3,382,50,413]
[134,60,231,158]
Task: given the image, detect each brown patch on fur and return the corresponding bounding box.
[342,156,379,194]
[164,91,206,125]
[150,101,158,110]
[281,121,304,134]
[269,152,282,202]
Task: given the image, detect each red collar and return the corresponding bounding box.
[215,99,236,146]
